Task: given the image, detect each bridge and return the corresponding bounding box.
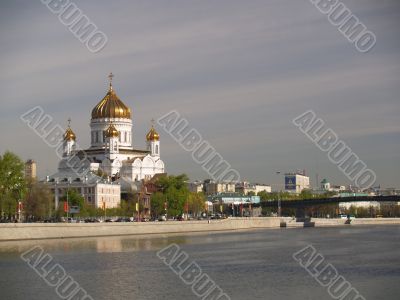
[259,195,400,208]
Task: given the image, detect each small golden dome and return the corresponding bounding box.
[105,123,119,138]
[91,74,131,119]
[64,128,76,141]
[146,126,159,141]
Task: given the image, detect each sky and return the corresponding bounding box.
[1,0,399,189]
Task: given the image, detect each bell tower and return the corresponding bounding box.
[146,119,160,158]
[105,122,120,159]
[63,118,76,156]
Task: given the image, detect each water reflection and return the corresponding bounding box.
[0,226,399,300]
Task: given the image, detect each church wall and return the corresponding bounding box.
[90,117,133,148]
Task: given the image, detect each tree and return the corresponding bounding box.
[258,191,273,201]
[187,192,206,216]
[24,182,54,221]
[151,192,166,217]
[150,174,190,217]
[299,189,313,200]
[59,189,88,217]
[0,151,26,220]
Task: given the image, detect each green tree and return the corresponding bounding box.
[258,191,273,201]
[187,192,206,216]
[0,151,26,220]
[24,182,54,221]
[151,174,190,217]
[299,189,313,199]
[151,192,166,217]
[59,189,88,217]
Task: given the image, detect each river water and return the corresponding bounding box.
[0,225,399,300]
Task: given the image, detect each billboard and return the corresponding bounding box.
[285,175,296,190]
[69,206,80,214]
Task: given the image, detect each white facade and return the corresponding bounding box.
[90,118,133,149]
[235,181,272,195]
[320,179,346,193]
[339,201,380,210]
[46,75,166,207]
[188,181,204,193]
[204,181,235,195]
[285,173,310,194]
[61,76,165,186]
[255,184,272,194]
[47,173,121,209]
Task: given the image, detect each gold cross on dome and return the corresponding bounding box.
[151,118,155,127]
[108,72,114,83]
[67,118,71,128]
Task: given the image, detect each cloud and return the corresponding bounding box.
[1,0,399,188]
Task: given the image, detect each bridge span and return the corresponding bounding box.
[260,195,400,208]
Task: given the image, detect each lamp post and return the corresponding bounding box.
[276,172,282,218]
[165,196,168,220]
[275,171,287,227]
[67,177,71,222]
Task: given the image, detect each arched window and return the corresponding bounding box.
[155,145,159,154]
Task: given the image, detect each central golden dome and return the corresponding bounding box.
[91,75,131,119]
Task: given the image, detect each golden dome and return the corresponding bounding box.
[91,74,131,119]
[64,128,76,141]
[105,123,120,138]
[146,126,160,141]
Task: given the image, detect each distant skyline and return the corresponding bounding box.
[1,0,399,188]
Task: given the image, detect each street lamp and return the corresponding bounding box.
[67,177,71,222]
[276,172,281,218]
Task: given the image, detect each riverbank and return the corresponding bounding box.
[0,217,399,241]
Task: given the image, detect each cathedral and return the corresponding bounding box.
[63,73,164,180]
[47,73,165,208]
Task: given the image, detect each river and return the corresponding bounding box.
[0,225,399,300]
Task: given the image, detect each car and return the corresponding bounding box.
[84,218,100,223]
[158,215,167,221]
[115,217,131,222]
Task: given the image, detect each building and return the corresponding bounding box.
[25,159,37,180]
[188,181,204,193]
[45,73,166,208]
[320,179,346,193]
[58,73,165,185]
[284,171,310,194]
[255,184,272,194]
[235,181,271,195]
[203,180,235,195]
[207,193,262,217]
[208,193,261,205]
[339,201,380,211]
[137,182,151,220]
[46,173,120,209]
